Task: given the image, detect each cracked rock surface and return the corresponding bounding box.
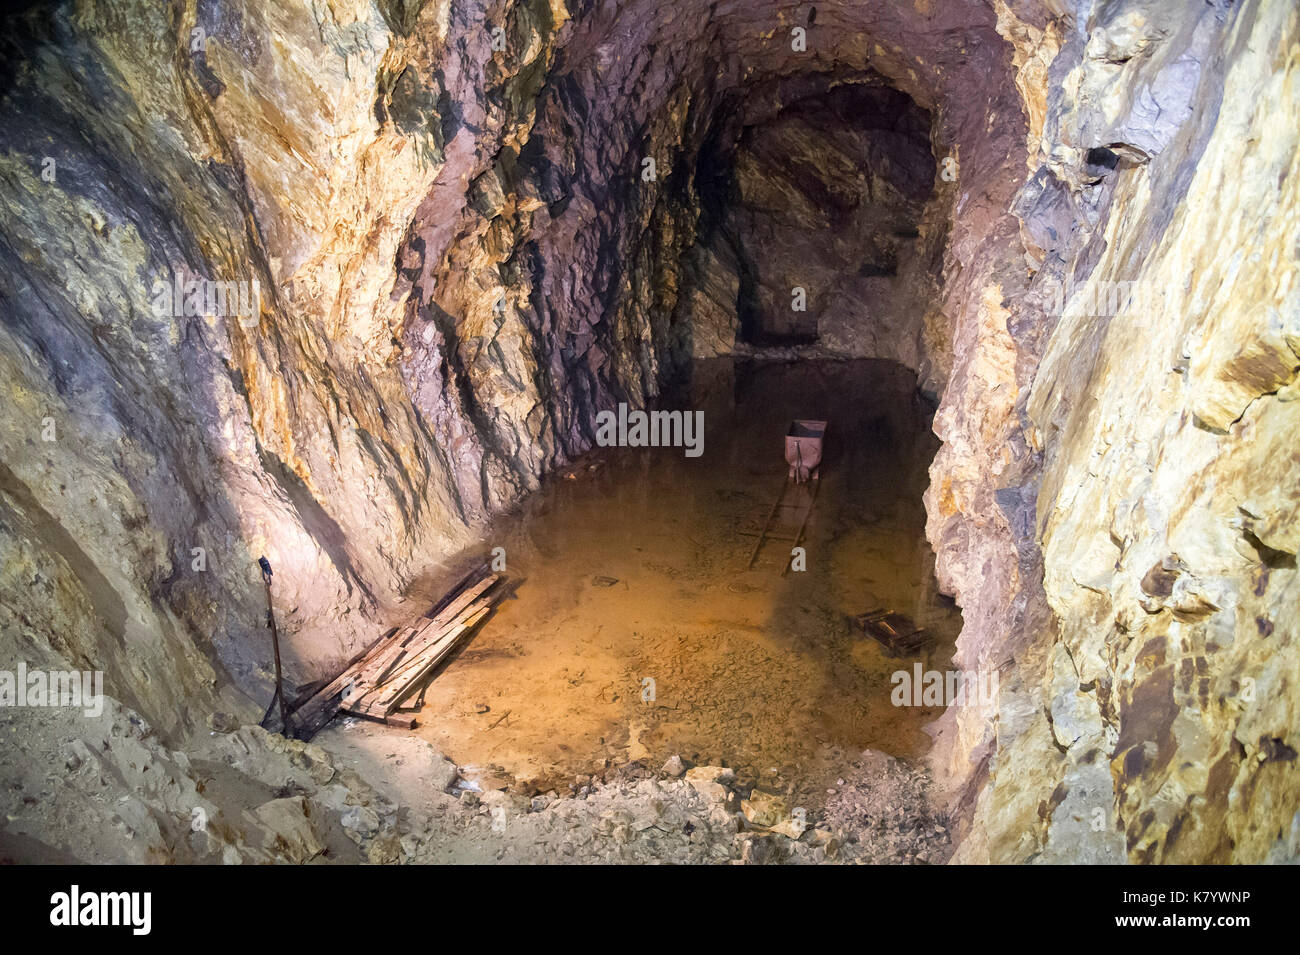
[0,0,1296,864]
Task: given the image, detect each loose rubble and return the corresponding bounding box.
[0,695,950,864]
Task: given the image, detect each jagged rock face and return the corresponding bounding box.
[695,83,942,360]
[409,0,1031,456]
[0,0,1294,866]
[944,0,1300,864]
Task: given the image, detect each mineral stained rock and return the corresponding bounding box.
[0,0,1295,864]
[938,0,1300,865]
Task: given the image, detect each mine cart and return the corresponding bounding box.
[785,419,827,484]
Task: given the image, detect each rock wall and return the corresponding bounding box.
[0,0,486,731]
[700,83,941,359]
[940,0,1300,864]
[2,0,1293,866]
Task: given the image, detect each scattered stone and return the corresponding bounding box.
[685,765,735,785]
[739,832,772,864]
[250,797,326,863]
[340,804,381,840]
[770,814,808,840]
[684,765,734,804]
[741,790,788,829]
[207,712,240,734]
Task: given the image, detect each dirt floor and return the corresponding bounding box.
[394,359,962,812]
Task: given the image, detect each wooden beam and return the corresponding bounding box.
[344,607,491,720]
[271,566,500,739]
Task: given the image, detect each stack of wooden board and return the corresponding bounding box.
[851,608,928,656]
[261,565,503,740]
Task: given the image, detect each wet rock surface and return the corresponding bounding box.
[0,0,1295,865]
[937,0,1300,866]
[690,82,943,358]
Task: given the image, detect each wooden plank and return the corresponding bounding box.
[340,602,492,713]
[338,622,431,706]
[339,709,418,729]
[280,568,499,739]
[362,575,499,687]
[262,627,398,735]
[345,607,490,719]
[307,573,495,708]
[373,614,483,706]
[340,625,420,701]
[376,626,473,702]
[428,559,491,619]
[341,591,498,712]
[409,572,499,645]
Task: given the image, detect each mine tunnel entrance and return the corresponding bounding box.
[402,359,960,808]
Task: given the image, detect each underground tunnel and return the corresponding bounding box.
[0,0,1297,880]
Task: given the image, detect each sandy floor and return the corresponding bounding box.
[396,359,960,809]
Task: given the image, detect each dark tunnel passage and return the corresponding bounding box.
[690,83,940,347]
